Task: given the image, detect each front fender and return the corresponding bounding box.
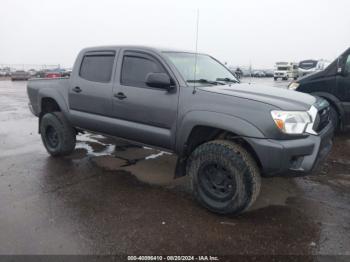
[175,110,265,154]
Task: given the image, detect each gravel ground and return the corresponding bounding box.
[0,78,349,257]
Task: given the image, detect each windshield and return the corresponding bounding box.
[163,52,237,85]
[277,66,289,71]
[299,60,317,70]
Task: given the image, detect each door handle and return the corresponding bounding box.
[73,86,82,93]
[114,92,127,100]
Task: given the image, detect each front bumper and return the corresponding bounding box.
[274,72,287,77]
[246,122,334,177]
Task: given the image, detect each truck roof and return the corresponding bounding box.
[80,45,203,55]
[275,61,298,65]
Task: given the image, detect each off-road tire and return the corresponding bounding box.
[187,140,261,215]
[274,77,277,81]
[40,112,76,156]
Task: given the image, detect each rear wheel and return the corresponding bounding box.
[187,140,261,215]
[274,77,277,81]
[40,112,76,156]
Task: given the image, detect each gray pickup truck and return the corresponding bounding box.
[27,46,334,214]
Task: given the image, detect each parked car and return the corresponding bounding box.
[252,70,266,77]
[34,70,46,78]
[45,72,62,78]
[28,69,37,77]
[238,68,252,77]
[11,70,30,81]
[274,62,299,80]
[0,70,7,77]
[61,69,72,78]
[263,70,274,77]
[289,47,350,131]
[1,67,12,76]
[27,46,333,215]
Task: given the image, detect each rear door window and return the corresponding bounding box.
[79,52,115,83]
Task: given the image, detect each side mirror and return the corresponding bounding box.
[146,72,173,90]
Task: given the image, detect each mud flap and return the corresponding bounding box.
[174,157,187,178]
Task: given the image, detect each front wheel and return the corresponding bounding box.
[187,140,261,215]
[40,112,76,156]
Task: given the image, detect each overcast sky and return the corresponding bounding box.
[0,0,349,68]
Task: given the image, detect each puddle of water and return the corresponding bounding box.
[90,155,127,171]
[145,151,171,160]
[76,142,116,157]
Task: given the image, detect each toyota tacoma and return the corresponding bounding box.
[27,46,334,215]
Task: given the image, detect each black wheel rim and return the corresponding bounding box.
[45,125,59,148]
[198,162,237,201]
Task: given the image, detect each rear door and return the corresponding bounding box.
[112,50,179,149]
[69,50,117,129]
[336,53,350,125]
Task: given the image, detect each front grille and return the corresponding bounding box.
[314,107,330,132]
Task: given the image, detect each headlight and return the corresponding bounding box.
[271,111,311,134]
[288,82,300,90]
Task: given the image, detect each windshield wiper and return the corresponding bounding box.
[216,77,239,83]
[187,79,225,85]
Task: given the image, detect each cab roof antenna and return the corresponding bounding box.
[249,60,252,85]
[192,9,200,94]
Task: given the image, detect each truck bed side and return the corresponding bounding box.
[27,78,70,117]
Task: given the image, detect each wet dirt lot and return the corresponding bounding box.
[0,79,349,256]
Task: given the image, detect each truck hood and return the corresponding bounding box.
[198,82,316,111]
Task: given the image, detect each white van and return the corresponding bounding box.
[274,62,299,80]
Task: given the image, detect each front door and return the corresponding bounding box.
[112,50,179,149]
